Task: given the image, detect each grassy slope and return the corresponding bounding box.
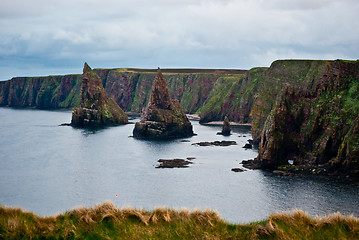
[198,74,243,122]
[57,75,82,108]
[1,202,358,239]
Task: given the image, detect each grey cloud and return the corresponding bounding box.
[0,0,358,80]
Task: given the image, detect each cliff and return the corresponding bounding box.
[0,75,82,109]
[71,63,128,127]
[0,69,247,116]
[133,68,194,138]
[256,60,359,176]
[199,67,267,123]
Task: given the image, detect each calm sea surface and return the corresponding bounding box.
[0,107,359,223]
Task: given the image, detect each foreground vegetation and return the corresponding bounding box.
[1,202,359,239]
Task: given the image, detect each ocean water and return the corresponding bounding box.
[0,107,358,223]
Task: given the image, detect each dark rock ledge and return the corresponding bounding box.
[192,141,237,147]
[231,168,246,172]
[155,158,195,168]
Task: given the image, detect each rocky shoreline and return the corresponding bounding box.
[241,159,359,183]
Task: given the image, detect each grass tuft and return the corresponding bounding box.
[1,203,358,239]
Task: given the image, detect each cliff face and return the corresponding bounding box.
[0,69,247,117]
[133,68,194,139]
[199,67,266,123]
[250,60,329,143]
[0,75,82,109]
[257,60,359,176]
[71,63,128,127]
[101,69,247,116]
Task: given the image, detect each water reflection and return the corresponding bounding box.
[71,126,108,136]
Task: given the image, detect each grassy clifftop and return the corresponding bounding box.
[1,202,358,239]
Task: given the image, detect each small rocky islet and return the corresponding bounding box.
[156,158,195,168]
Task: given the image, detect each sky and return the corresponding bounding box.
[0,0,358,80]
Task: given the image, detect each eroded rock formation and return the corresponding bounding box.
[220,116,231,135]
[71,63,128,127]
[133,68,194,138]
[257,60,359,176]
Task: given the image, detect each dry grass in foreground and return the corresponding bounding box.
[1,201,359,239]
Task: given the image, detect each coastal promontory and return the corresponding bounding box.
[133,68,194,138]
[71,63,128,127]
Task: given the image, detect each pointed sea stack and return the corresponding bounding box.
[71,63,128,127]
[133,68,194,139]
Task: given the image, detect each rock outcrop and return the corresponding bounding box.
[257,60,359,176]
[156,158,193,168]
[219,116,231,135]
[71,63,128,127]
[133,68,194,138]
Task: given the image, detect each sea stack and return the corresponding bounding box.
[133,68,194,138]
[71,62,128,127]
[217,116,231,135]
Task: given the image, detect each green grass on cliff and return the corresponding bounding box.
[344,80,359,121]
[1,202,358,239]
[58,75,82,108]
[198,75,242,121]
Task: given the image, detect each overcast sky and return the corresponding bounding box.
[1,0,358,80]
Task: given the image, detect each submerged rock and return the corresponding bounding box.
[133,68,194,139]
[71,63,128,127]
[217,116,231,136]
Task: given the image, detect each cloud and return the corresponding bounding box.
[0,0,358,80]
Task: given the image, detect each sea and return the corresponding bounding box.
[0,107,358,223]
